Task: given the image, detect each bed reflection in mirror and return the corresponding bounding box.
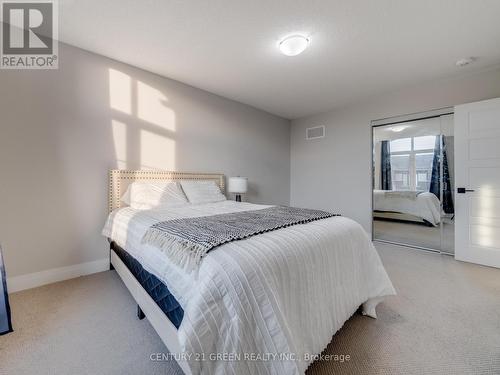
[372,114,454,253]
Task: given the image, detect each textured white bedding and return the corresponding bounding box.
[103,201,395,375]
[373,190,441,225]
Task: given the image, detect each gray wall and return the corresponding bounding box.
[291,66,500,233]
[0,43,290,278]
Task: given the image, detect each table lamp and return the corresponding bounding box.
[227,176,248,202]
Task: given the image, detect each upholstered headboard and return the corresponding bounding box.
[108,170,225,212]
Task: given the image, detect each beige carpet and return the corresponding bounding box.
[1,243,500,375]
[374,219,455,253]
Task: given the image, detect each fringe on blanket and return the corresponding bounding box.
[142,228,207,273]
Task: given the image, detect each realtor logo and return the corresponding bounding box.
[1,0,58,69]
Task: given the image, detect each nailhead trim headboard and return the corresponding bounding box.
[108,170,225,212]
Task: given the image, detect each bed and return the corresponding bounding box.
[373,190,441,226]
[103,170,396,375]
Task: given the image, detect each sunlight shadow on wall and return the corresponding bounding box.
[109,68,177,171]
[137,81,176,131]
[140,129,175,170]
[111,120,128,169]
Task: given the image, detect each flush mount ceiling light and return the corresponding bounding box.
[390,125,409,132]
[279,35,309,56]
[456,57,477,67]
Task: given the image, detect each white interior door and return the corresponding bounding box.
[455,98,500,268]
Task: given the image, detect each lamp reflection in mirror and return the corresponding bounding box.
[228,177,248,202]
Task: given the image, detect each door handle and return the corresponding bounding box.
[457,188,475,194]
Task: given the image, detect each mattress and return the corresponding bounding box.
[111,243,184,329]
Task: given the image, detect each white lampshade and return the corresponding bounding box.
[227,177,248,194]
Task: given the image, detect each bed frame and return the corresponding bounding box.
[108,170,225,375]
[373,210,434,226]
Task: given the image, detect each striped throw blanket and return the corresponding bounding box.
[142,206,338,272]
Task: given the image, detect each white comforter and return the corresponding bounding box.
[373,190,441,226]
[103,201,395,375]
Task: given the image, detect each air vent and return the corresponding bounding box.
[306,125,325,140]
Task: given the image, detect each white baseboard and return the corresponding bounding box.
[7,258,109,293]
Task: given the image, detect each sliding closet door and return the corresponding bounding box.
[372,111,455,253]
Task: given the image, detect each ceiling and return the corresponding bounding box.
[58,0,500,119]
[374,118,443,142]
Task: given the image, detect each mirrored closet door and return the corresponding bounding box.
[372,112,455,253]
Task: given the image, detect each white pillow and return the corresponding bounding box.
[121,182,189,209]
[180,180,226,204]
